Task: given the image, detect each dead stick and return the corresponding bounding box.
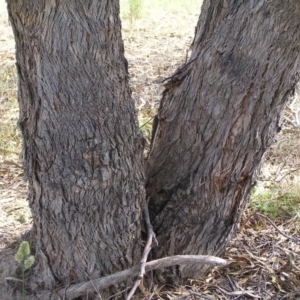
[126,203,157,300]
[188,290,214,300]
[255,212,300,242]
[56,255,227,299]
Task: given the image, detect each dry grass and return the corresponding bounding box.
[0,5,19,160]
[0,0,300,299]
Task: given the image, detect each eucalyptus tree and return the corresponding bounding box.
[6,0,300,298]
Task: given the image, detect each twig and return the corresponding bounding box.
[240,212,300,243]
[188,290,214,300]
[214,286,257,298]
[55,255,227,299]
[161,55,199,84]
[107,287,130,300]
[238,211,256,233]
[172,294,190,300]
[255,212,300,242]
[169,290,214,300]
[226,274,236,291]
[126,202,157,300]
[139,115,155,130]
[275,167,300,182]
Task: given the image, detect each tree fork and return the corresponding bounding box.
[6,0,300,297]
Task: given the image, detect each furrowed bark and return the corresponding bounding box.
[7,0,145,293]
[6,0,300,297]
[146,0,300,281]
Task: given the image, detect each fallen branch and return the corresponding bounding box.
[55,255,227,299]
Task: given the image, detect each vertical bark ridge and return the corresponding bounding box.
[147,0,300,280]
[7,0,145,292]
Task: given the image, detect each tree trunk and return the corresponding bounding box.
[146,0,300,281]
[7,0,145,295]
[6,0,300,297]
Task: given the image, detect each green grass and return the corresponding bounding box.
[138,115,153,140]
[0,123,21,156]
[120,0,203,21]
[129,0,143,24]
[0,62,20,159]
[250,183,300,223]
[147,0,202,14]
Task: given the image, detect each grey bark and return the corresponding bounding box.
[146,0,300,281]
[6,0,145,294]
[6,0,300,297]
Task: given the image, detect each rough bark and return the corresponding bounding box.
[6,0,145,295]
[7,0,300,297]
[146,0,300,281]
